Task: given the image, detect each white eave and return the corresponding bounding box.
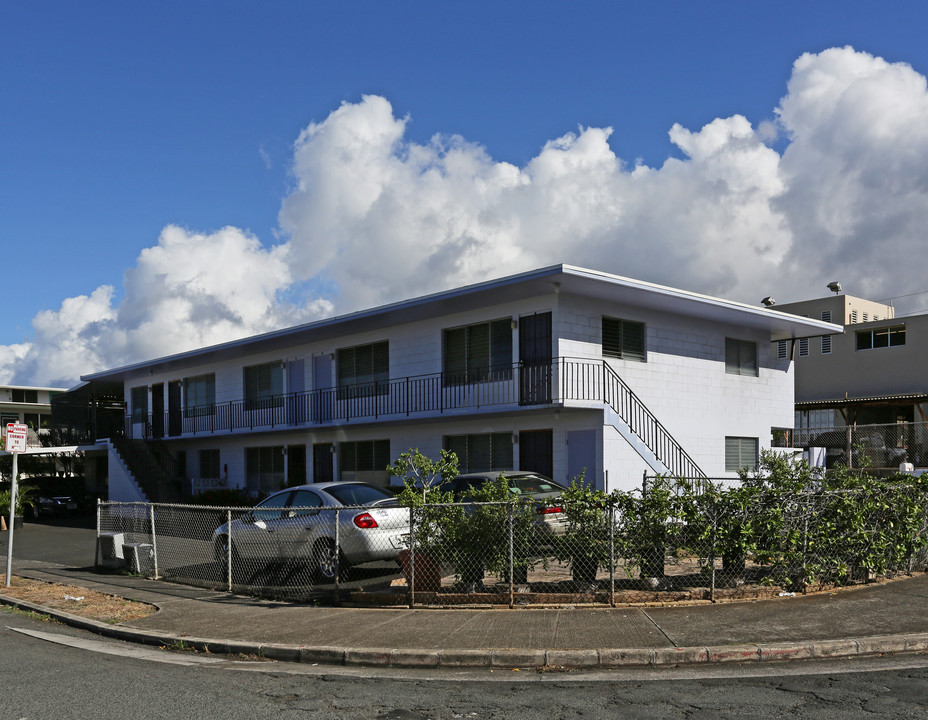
[81,264,842,383]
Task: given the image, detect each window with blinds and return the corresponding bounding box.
[184,373,215,417]
[444,433,513,473]
[442,319,512,385]
[725,437,758,472]
[244,362,284,408]
[602,317,646,361]
[339,439,391,472]
[821,335,832,354]
[337,341,389,397]
[725,338,758,376]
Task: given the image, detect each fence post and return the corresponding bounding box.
[709,506,717,603]
[508,503,514,609]
[149,504,160,579]
[334,508,340,604]
[226,508,232,592]
[408,506,415,609]
[609,504,615,607]
[94,499,101,568]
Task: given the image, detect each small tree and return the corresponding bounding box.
[389,449,461,557]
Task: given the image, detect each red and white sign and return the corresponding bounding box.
[5,422,27,452]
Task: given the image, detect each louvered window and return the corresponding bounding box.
[602,317,646,362]
[725,437,758,472]
[444,433,513,473]
[443,319,512,386]
[777,340,789,360]
[337,341,389,397]
[798,338,809,357]
[340,439,391,472]
[821,335,832,354]
[725,338,758,377]
[244,362,284,409]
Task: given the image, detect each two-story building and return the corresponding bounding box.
[71,264,838,501]
[0,385,64,447]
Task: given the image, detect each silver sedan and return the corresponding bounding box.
[213,482,409,581]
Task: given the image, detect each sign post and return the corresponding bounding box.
[5,422,27,587]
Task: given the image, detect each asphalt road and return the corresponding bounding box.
[4,606,928,719]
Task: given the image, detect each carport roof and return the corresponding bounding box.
[81,264,841,384]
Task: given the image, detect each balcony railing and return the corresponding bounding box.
[124,356,707,480]
[128,358,572,440]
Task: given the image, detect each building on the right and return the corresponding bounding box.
[775,289,928,468]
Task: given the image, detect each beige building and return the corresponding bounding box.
[775,291,928,467]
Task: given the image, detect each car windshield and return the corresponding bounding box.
[325,483,398,507]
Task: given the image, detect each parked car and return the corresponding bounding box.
[440,471,569,541]
[212,482,409,581]
[21,476,92,519]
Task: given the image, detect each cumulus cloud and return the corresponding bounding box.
[4,45,928,387]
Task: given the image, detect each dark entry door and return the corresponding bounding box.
[151,383,164,439]
[519,312,552,405]
[168,380,182,437]
[519,429,553,479]
[313,443,334,483]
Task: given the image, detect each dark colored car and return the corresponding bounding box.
[441,471,569,540]
[22,476,93,519]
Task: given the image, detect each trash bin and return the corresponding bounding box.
[97,532,126,569]
[122,542,155,575]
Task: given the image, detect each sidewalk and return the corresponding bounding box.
[4,559,928,669]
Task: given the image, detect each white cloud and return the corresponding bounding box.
[6,46,928,387]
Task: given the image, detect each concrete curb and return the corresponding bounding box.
[2,591,926,670]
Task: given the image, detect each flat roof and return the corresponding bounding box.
[82,264,842,383]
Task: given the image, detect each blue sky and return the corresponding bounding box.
[4,1,928,385]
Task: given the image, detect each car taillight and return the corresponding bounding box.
[353,512,379,529]
[539,506,562,514]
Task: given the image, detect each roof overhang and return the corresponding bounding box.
[796,393,928,409]
[81,264,842,383]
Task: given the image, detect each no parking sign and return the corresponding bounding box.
[5,422,27,452]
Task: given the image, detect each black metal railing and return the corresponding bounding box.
[124,357,706,480]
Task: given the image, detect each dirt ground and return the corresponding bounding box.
[0,574,156,623]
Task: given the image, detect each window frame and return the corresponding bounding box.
[198,449,221,479]
[725,436,758,473]
[184,373,216,418]
[602,316,646,362]
[443,432,514,473]
[337,341,390,398]
[339,439,391,473]
[244,362,284,409]
[725,338,758,377]
[442,318,513,386]
[130,386,149,424]
[856,325,905,351]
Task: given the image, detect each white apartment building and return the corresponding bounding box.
[74,265,837,501]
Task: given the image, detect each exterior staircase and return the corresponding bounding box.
[601,362,707,481]
[110,433,184,502]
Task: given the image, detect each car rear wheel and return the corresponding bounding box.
[313,539,348,582]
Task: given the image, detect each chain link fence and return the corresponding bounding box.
[96,480,928,606]
[775,422,928,470]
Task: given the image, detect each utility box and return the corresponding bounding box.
[97,532,126,569]
[122,542,155,576]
